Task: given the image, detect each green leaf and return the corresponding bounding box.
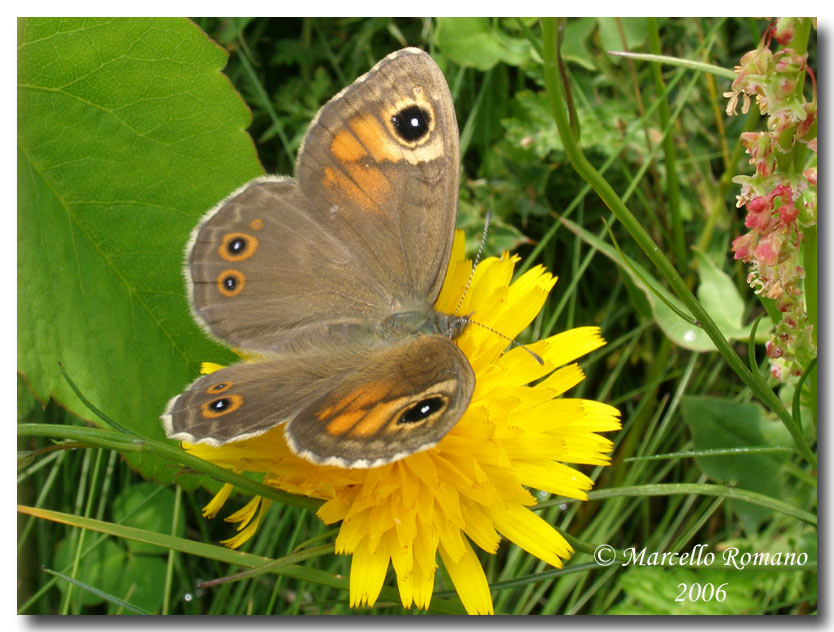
[597,18,649,56]
[501,90,647,159]
[435,17,533,70]
[54,538,126,609]
[681,396,793,531]
[112,483,185,554]
[694,250,768,340]
[53,537,167,613]
[109,555,167,614]
[18,17,264,483]
[560,18,597,70]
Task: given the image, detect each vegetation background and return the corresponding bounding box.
[18,17,817,614]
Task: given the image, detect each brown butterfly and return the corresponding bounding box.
[162,48,474,468]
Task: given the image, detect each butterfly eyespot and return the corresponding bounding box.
[219,232,258,262]
[228,238,246,254]
[391,105,432,143]
[217,270,245,297]
[200,393,244,418]
[206,381,234,395]
[398,396,446,425]
[211,398,230,411]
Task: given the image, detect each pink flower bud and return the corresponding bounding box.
[773,19,796,45]
[748,196,769,213]
[745,209,769,230]
[768,183,793,204]
[732,233,756,260]
[756,160,773,176]
[754,232,785,265]
[778,200,799,225]
[797,106,817,138]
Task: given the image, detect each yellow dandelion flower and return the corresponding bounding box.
[184,231,620,615]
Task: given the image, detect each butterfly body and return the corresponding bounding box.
[163,48,474,468]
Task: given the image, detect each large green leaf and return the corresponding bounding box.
[681,396,793,531]
[435,18,533,70]
[18,18,263,483]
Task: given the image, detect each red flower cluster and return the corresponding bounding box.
[725,19,816,382]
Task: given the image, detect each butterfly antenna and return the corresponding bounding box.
[457,316,544,365]
[451,211,543,365]
[454,210,492,317]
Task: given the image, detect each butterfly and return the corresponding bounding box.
[162,48,474,468]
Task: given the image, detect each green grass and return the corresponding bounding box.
[18,17,817,615]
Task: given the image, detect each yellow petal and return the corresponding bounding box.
[487,503,573,568]
[491,344,557,387]
[202,483,234,518]
[410,554,436,611]
[499,432,570,461]
[392,496,417,548]
[388,528,414,581]
[576,400,623,431]
[220,520,258,549]
[539,327,606,367]
[536,363,586,396]
[436,514,466,564]
[397,460,420,509]
[349,537,390,608]
[220,498,271,549]
[460,500,501,554]
[412,514,439,577]
[225,495,261,526]
[434,230,471,313]
[316,494,353,525]
[513,460,594,500]
[335,511,370,555]
[434,481,465,529]
[439,537,494,615]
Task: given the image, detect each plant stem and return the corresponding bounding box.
[647,17,685,265]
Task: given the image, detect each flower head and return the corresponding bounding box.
[726,19,817,384]
[184,231,620,614]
